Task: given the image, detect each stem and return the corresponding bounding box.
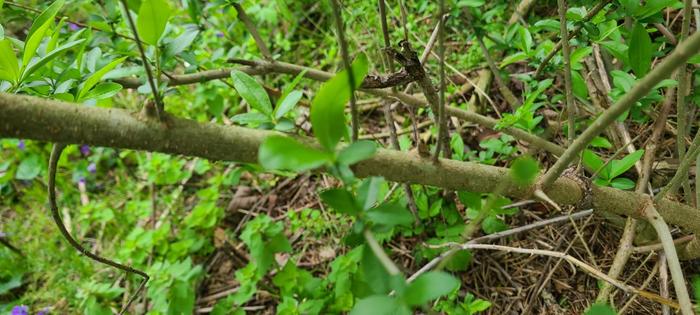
[433,0,447,162]
[641,202,694,315]
[557,0,576,145]
[232,2,273,60]
[119,0,164,120]
[539,29,700,189]
[677,0,693,202]
[363,229,401,275]
[329,0,359,142]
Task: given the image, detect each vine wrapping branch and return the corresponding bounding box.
[49,144,148,315]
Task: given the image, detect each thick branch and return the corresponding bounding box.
[4,93,700,259]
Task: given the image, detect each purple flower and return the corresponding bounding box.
[87,163,97,173]
[216,32,224,38]
[37,307,50,315]
[11,305,28,315]
[80,145,90,156]
[17,140,26,151]
[78,177,86,185]
[68,23,81,31]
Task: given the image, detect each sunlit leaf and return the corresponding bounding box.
[629,23,652,77]
[78,57,127,101]
[137,0,172,46]
[230,69,273,116]
[258,135,330,172]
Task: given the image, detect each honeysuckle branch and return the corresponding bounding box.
[538,29,700,189]
[232,2,273,60]
[330,0,359,142]
[433,0,447,162]
[677,0,693,202]
[533,0,610,78]
[4,93,700,259]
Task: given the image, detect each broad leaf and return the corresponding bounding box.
[258,135,330,172]
[21,39,85,82]
[403,271,459,306]
[137,0,172,46]
[610,149,644,178]
[350,295,410,315]
[365,202,414,228]
[610,177,635,190]
[319,188,360,215]
[274,90,302,120]
[78,57,127,101]
[0,39,19,83]
[337,140,376,165]
[510,156,539,186]
[230,69,273,116]
[628,23,652,77]
[83,82,123,100]
[22,18,52,70]
[311,53,369,151]
[231,112,270,125]
[26,0,64,40]
[165,26,199,57]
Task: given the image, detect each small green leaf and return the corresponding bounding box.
[350,295,410,315]
[136,0,172,46]
[610,177,635,190]
[0,39,19,83]
[230,69,273,116]
[16,155,42,180]
[590,136,613,149]
[78,57,127,101]
[457,0,485,7]
[165,26,199,57]
[83,82,123,100]
[500,52,528,68]
[258,135,331,172]
[231,112,271,125]
[610,149,644,178]
[22,19,52,70]
[26,0,64,40]
[510,156,539,186]
[629,23,652,77]
[274,90,302,120]
[337,140,376,165]
[585,303,617,315]
[366,202,414,228]
[311,53,369,151]
[582,150,608,178]
[482,216,508,234]
[21,38,85,82]
[403,271,459,306]
[319,188,360,215]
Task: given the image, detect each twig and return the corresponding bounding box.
[631,235,695,254]
[0,236,24,257]
[618,260,660,314]
[363,229,401,275]
[359,120,432,140]
[534,0,610,78]
[557,0,576,145]
[659,253,671,315]
[49,144,148,315]
[539,29,700,189]
[377,0,419,219]
[640,201,693,315]
[232,3,273,60]
[433,0,447,162]
[677,0,694,202]
[119,0,164,120]
[407,209,593,282]
[330,0,359,142]
[475,35,519,109]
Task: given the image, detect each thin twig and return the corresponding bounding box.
[363,229,401,275]
[557,0,576,145]
[433,0,447,162]
[330,0,359,142]
[641,201,693,315]
[49,144,148,315]
[677,0,693,202]
[232,3,273,60]
[119,0,164,120]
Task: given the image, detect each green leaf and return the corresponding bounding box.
[457,0,485,7]
[311,53,369,151]
[230,69,273,116]
[274,90,302,120]
[337,140,376,165]
[366,202,414,228]
[585,303,617,315]
[582,150,608,179]
[403,271,459,306]
[350,295,410,315]
[16,155,42,180]
[590,136,613,149]
[258,136,331,172]
[165,26,199,57]
[319,188,360,215]
[510,156,539,186]
[26,0,64,41]
[78,57,127,101]
[21,38,85,82]
[136,0,172,46]
[482,216,508,234]
[231,112,270,125]
[610,177,635,190]
[0,39,19,83]
[500,52,528,68]
[83,82,123,100]
[628,23,652,77]
[610,149,644,178]
[22,18,52,70]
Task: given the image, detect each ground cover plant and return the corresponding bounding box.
[2,0,700,314]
